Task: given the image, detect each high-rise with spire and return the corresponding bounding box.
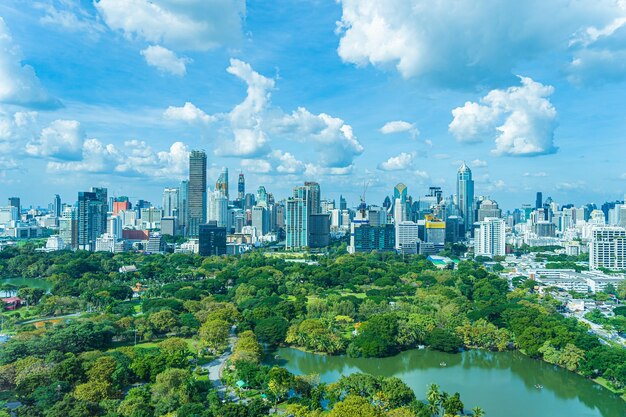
[457,162,475,234]
[238,172,245,200]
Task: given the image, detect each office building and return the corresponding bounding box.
[162,188,179,218]
[161,217,178,236]
[238,172,245,200]
[208,189,228,228]
[476,199,501,222]
[475,217,506,257]
[350,224,395,253]
[8,197,20,216]
[309,213,330,248]
[52,194,61,218]
[178,180,189,234]
[216,167,229,199]
[77,190,107,251]
[199,221,227,256]
[113,198,131,215]
[188,150,207,237]
[457,162,475,234]
[396,221,420,254]
[146,234,165,254]
[59,206,78,249]
[536,192,543,210]
[252,205,269,236]
[285,182,329,249]
[589,226,626,270]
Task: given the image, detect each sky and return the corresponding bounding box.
[1,0,626,211]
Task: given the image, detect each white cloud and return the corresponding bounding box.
[270,150,305,174]
[25,119,84,160]
[215,59,274,157]
[335,0,626,84]
[241,158,272,174]
[449,76,558,157]
[380,120,419,138]
[274,107,363,168]
[621,173,626,180]
[48,138,121,173]
[164,102,214,124]
[140,45,191,76]
[304,164,354,176]
[471,159,488,168]
[378,152,414,171]
[36,2,105,37]
[556,181,586,190]
[95,0,245,52]
[0,17,60,108]
[523,171,548,177]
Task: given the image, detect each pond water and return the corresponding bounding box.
[0,278,53,297]
[267,347,626,417]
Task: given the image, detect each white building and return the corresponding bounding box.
[476,217,506,257]
[95,234,116,252]
[396,221,419,253]
[207,189,228,228]
[589,226,626,270]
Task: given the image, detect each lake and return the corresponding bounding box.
[0,278,53,297]
[267,347,626,417]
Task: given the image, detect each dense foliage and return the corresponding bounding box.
[0,245,624,416]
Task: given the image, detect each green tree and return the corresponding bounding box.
[199,319,230,353]
[329,395,383,417]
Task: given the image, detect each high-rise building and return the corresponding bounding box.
[8,197,20,216]
[536,192,543,210]
[252,205,268,236]
[257,186,268,207]
[394,183,408,202]
[208,189,228,228]
[396,221,419,253]
[216,167,229,199]
[589,226,626,270]
[286,186,309,249]
[52,194,61,218]
[304,182,321,214]
[476,199,502,222]
[113,198,131,215]
[59,206,78,249]
[178,180,189,234]
[350,224,395,253]
[188,150,207,237]
[77,191,107,251]
[238,172,245,200]
[199,221,227,256]
[475,217,506,257]
[339,195,347,211]
[457,162,475,234]
[163,188,179,218]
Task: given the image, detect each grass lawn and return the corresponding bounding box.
[593,377,626,401]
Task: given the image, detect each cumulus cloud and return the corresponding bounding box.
[164,102,214,124]
[95,0,245,52]
[378,152,414,171]
[270,150,305,174]
[273,107,363,168]
[48,138,121,173]
[449,76,558,157]
[215,59,274,157]
[25,119,84,160]
[36,2,105,37]
[380,120,419,138]
[47,136,190,180]
[141,45,191,76]
[0,18,60,108]
[335,0,626,85]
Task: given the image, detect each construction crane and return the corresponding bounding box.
[359,180,370,217]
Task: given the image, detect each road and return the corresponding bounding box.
[202,326,238,400]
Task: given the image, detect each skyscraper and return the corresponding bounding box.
[207,189,228,228]
[188,150,207,237]
[216,167,229,199]
[199,221,227,256]
[238,172,245,200]
[589,226,626,270]
[178,180,189,234]
[393,183,408,202]
[457,162,475,234]
[304,181,321,214]
[536,192,543,210]
[52,194,61,217]
[77,191,107,251]
[162,188,179,218]
[8,197,20,216]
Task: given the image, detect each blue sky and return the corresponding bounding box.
[1,0,626,210]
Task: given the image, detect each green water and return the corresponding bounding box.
[0,278,53,296]
[268,348,626,417]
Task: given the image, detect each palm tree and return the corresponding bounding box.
[427,383,441,416]
[472,406,485,417]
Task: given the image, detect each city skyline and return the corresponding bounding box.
[0,1,626,208]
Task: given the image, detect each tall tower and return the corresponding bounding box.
[238,172,245,200]
[77,191,106,251]
[52,194,61,217]
[536,192,543,210]
[188,150,207,237]
[457,162,475,234]
[216,167,229,199]
[304,181,321,214]
[162,188,179,217]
